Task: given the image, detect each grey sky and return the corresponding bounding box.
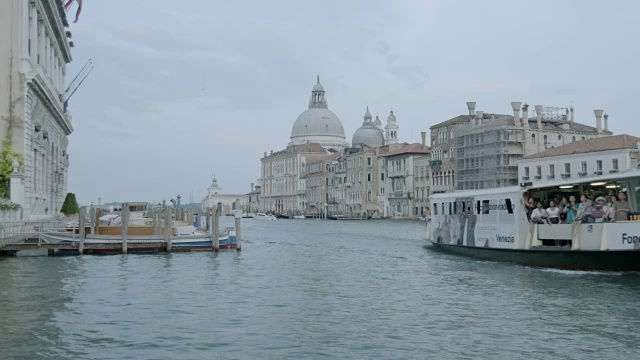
[66,0,640,205]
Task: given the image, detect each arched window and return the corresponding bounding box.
[572,136,576,142]
[543,135,548,144]
[558,134,562,141]
[582,136,586,140]
[367,189,372,201]
[531,134,535,144]
[367,173,371,182]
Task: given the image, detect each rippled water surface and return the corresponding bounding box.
[1,218,640,359]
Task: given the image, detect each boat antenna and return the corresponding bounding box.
[65,58,92,93]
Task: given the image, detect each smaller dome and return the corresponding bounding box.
[313,75,325,92]
[364,106,372,120]
[352,125,385,147]
[374,115,382,128]
[387,110,396,123]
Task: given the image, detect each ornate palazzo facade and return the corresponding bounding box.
[1,0,74,219]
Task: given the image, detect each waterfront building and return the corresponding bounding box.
[413,132,431,217]
[245,183,261,215]
[1,0,74,219]
[260,143,329,215]
[518,134,640,188]
[326,145,381,217]
[380,142,431,218]
[430,102,613,193]
[202,175,247,214]
[303,153,339,217]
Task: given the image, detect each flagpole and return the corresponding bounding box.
[65,59,92,93]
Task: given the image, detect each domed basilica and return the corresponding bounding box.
[288,76,349,151]
[288,77,400,150]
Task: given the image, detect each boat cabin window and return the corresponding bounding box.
[482,200,490,214]
[505,198,513,214]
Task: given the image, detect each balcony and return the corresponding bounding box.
[429,160,442,167]
[609,169,619,173]
[521,176,529,181]
[534,175,542,180]
[547,175,555,179]
[578,171,587,177]
[594,170,602,175]
[561,173,570,179]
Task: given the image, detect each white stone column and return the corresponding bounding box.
[38,22,45,67]
[20,0,30,60]
[30,5,38,65]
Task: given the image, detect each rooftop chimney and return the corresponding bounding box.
[522,104,529,128]
[535,105,543,129]
[264,151,267,158]
[570,106,575,122]
[511,102,522,127]
[561,109,570,130]
[604,113,609,132]
[476,111,484,126]
[251,182,254,192]
[466,102,476,117]
[594,109,604,133]
[270,150,274,155]
[421,131,426,147]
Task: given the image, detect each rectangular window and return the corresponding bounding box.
[597,160,603,171]
[476,200,481,215]
[482,200,490,214]
[536,165,541,177]
[381,173,385,181]
[612,158,619,170]
[564,163,570,174]
[367,157,371,166]
[549,164,555,177]
[505,199,513,214]
[632,159,638,169]
[524,167,529,178]
[448,202,452,215]
[453,202,457,214]
[582,161,587,173]
[434,204,438,215]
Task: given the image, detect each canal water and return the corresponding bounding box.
[1,218,640,359]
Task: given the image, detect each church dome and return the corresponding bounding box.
[352,126,384,147]
[352,107,385,147]
[387,110,397,123]
[289,77,348,151]
[291,108,345,138]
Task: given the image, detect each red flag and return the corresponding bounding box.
[64,0,83,23]
[73,0,82,23]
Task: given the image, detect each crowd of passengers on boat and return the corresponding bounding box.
[523,190,630,225]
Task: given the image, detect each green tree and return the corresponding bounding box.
[60,192,79,215]
[0,130,22,198]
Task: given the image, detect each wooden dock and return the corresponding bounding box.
[0,241,197,256]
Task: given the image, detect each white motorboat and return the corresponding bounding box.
[254,213,276,221]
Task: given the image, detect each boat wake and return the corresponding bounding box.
[535,268,625,276]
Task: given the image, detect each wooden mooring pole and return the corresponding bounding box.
[234,211,242,251]
[78,206,86,255]
[212,207,219,252]
[122,203,129,254]
[164,205,172,252]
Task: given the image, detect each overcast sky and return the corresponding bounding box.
[66,0,640,205]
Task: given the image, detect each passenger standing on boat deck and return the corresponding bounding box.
[546,201,560,224]
[614,192,630,221]
[559,198,568,223]
[591,197,610,222]
[524,197,535,221]
[564,196,579,224]
[531,202,550,224]
[576,195,588,219]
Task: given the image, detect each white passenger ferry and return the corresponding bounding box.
[427,172,640,271]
